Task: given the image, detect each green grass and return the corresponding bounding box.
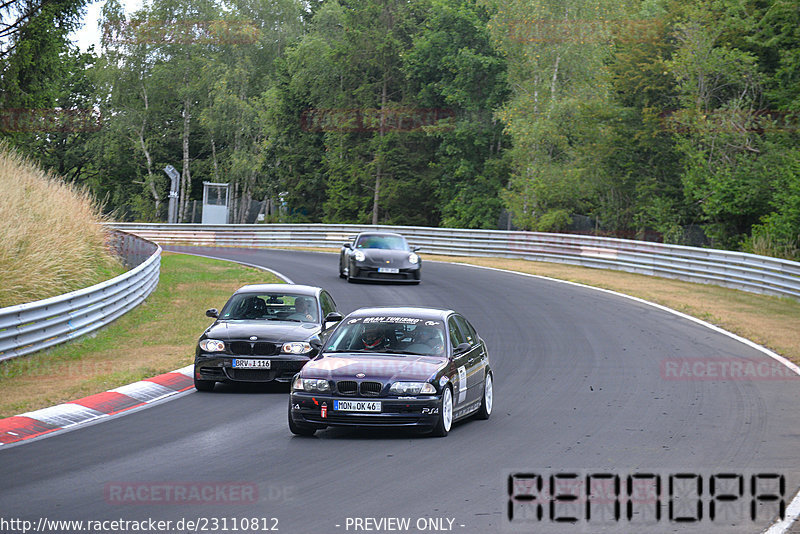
[0,252,280,417]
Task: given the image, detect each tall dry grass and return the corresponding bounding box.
[0,142,122,308]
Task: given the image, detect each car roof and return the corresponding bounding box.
[346,306,453,321]
[233,284,321,297]
[356,232,406,238]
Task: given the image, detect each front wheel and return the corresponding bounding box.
[194,375,215,392]
[430,387,453,437]
[475,371,493,420]
[346,263,357,283]
[288,403,317,436]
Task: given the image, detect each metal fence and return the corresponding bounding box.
[109,223,800,300]
[0,230,161,362]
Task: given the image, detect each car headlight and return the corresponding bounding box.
[353,250,366,262]
[293,378,331,392]
[408,253,419,264]
[199,339,225,352]
[282,342,313,354]
[389,382,436,395]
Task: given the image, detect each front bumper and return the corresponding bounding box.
[195,353,311,383]
[349,263,421,282]
[289,392,440,429]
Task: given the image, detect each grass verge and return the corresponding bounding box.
[0,252,279,418]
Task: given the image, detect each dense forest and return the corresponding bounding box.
[1,0,798,258]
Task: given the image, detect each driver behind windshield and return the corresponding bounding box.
[410,325,445,355]
[288,296,317,322]
[241,296,267,319]
[360,322,392,350]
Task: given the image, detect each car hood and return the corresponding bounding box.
[301,353,447,382]
[203,321,319,342]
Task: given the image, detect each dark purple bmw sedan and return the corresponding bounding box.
[288,306,493,437]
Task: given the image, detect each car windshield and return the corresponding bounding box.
[325,316,445,356]
[220,293,318,322]
[355,235,408,251]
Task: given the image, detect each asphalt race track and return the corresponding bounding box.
[1,246,799,534]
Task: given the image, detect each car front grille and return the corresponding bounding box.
[229,341,280,356]
[360,381,383,396]
[337,381,358,395]
[228,369,275,381]
[358,265,417,278]
[335,380,384,396]
[365,272,415,280]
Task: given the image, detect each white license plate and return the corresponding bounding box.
[378,268,399,274]
[232,358,271,369]
[334,400,382,412]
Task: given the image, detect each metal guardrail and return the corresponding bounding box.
[0,230,161,362]
[109,223,800,300]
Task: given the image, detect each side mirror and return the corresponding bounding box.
[343,242,352,249]
[324,311,344,329]
[206,308,219,318]
[411,245,421,252]
[454,342,471,355]
[309,335,323,351]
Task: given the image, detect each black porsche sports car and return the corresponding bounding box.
[339,232,421,283]
[193,284,343,391]
[288,306,493,437]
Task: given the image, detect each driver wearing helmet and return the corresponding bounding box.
[360,321,391,350]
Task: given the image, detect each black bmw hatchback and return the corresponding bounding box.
[193,284,343,391]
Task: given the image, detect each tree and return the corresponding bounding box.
[486,0,643,230]
[1,0,99,187]
[667,12,772,247]
[404,0,510,229]
[200,0,304,223]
